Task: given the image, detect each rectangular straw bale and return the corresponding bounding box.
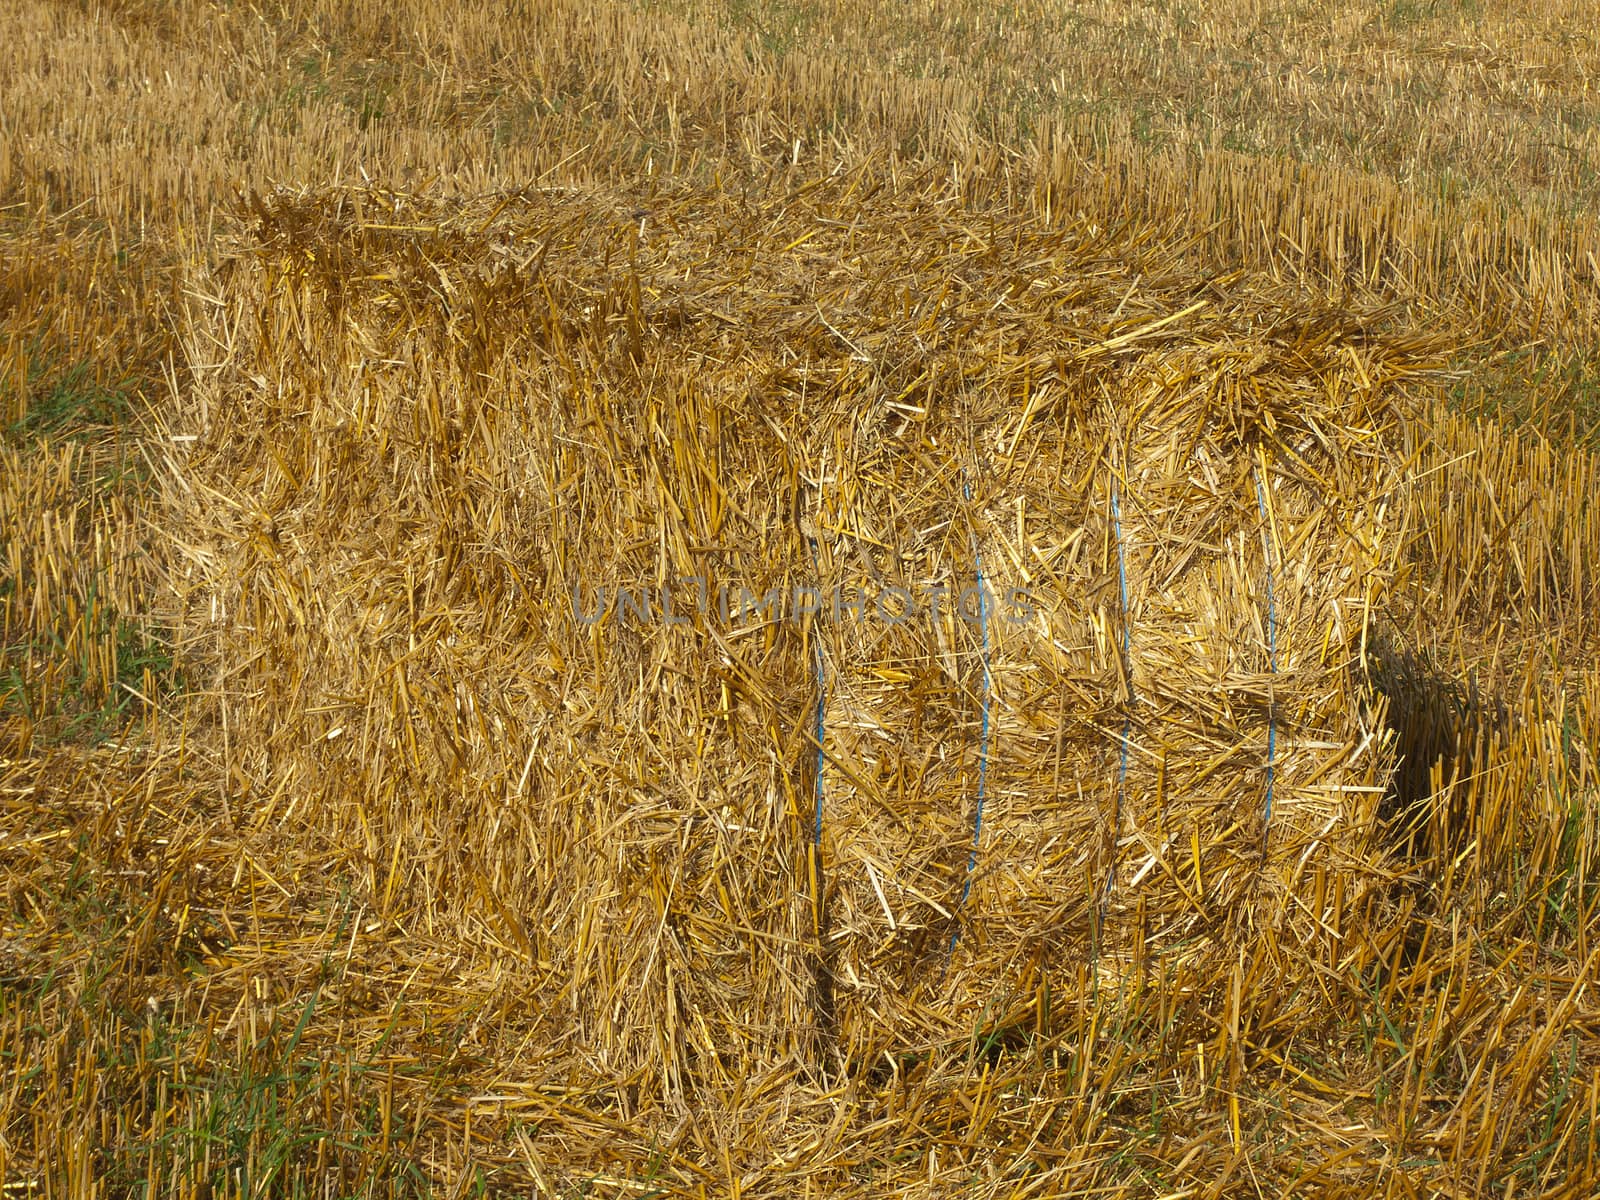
[167,179,1447,1096]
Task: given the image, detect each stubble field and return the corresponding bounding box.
[3,1,1600,1196]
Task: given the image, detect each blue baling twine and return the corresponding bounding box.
[810,535,826,848]
[1255,469,1277,836]
[1107,480,1133,912]
[950,476,992,954]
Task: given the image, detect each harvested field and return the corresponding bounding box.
[4,1,1600,1196]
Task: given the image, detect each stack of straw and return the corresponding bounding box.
[164,178,1446,1100]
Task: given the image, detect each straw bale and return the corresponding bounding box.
[163,176,1446,1102]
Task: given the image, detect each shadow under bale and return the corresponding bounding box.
[1368,626,1510,863]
